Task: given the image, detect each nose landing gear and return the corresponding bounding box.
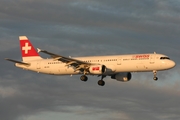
[153,70,158,81]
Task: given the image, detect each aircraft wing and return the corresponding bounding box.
[38,48,93,73]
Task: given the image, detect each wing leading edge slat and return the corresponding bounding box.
[38,48,92,72]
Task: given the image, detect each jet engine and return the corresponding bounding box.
[89,65,106,74]
[111,72,132,82]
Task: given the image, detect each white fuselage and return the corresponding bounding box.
[15,53,175,75]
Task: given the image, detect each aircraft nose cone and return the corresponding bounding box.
[170,60,176,68]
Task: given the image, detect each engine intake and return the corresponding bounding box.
[111,72,132,82]
[89,65,106,74]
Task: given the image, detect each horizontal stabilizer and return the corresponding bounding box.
[5,58,30,65]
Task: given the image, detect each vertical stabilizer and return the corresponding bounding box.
[19,36,42,61]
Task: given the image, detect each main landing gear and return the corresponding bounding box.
[80,75,88,82]
[80,75,106,86]
[97,75,106,86]
[153,70,158,81]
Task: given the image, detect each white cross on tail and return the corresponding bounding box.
[22,43,31,54]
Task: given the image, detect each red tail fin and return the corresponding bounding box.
[19,36,42,61]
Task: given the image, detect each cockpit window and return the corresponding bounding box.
[160,57,170,60]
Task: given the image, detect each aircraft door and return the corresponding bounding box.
[37,61,41,69]
[117,57,121,65]
[150,54,155,64]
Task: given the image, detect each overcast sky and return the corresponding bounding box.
[0,0,180,120]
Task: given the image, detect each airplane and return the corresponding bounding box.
[6,36,176,86]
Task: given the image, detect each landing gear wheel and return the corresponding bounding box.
[153,77,158,81]
[98,80,105,86]
[80,75,88,82]
[153,70,158,81]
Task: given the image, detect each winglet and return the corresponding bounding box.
[37,48,41,53]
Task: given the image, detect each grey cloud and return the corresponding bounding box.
[1,71,180,120]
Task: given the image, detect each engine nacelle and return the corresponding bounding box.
[89,65,106,75]
[111,72,132,82]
